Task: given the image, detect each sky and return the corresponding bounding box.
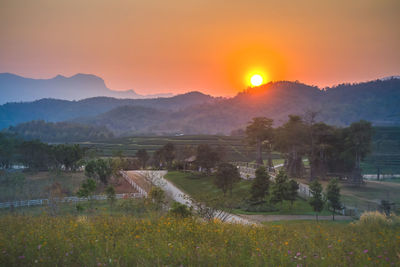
[0,0,399,96]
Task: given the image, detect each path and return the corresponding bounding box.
[239,214,353,222]
[131,170,256,225]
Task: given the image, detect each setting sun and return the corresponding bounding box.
[250,74,263,87]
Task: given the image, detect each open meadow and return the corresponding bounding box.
[0,214,399,266]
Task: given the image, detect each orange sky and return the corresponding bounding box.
[0,0,399,96]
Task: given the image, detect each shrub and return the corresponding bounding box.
[355,211,393,227]
[169,202,192,218]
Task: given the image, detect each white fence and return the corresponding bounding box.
[120,171,148,197]
[0,193,144,209]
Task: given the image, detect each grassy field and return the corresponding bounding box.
[298,178,400,214]
[0,214,399,266]
[164,171,333,216]
[0,198,149,217]
[0,171,87,202]
[165,171,252,199]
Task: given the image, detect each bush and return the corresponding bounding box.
[355,211,400,227]
[169,202,192,218]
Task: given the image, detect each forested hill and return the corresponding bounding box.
[0,91,214,130]
[1,78,399,135]
[6,120,114,142]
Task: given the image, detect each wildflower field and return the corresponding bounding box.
[0,215,399,266]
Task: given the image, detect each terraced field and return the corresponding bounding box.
[361,127,400,175]
[77,135,281,162]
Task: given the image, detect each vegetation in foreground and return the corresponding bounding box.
[0,213,399,266]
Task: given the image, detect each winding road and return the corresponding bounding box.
[130,170,256,224]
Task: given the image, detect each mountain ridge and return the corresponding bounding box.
[1,78,399,136]
[0,72,173,104]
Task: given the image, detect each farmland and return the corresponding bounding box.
[76,135,281,162]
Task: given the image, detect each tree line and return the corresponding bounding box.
[245,114,373,183]
[0,132,86,171]
[7,120,114,142]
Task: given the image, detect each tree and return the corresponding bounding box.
[309,180,324,221]
[245,117,274,166]
[326,178,342,221]
[196,144,220,175]
[148,187,165,210]
[304,110,320,181]
[270,169,289,208]
[275,115,308,178]
[286,179,299,209]
[345,120,373,184]
[136,149,149,169]
[250,166,270,202]
[162,143,176,169]
[214,163,240,196]
[0,132,21,169]
[77,178,97,209]
[309,123,336,179]
[105,185,116,212]
[85,159,113,185]
[52,144,85,171]
[19,140,53,171]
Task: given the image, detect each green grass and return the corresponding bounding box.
[165,171,334,216]
[299,178,400,214]
[0,214,398,266]
[233,197,333,216]
[0,198,147,217]
[165,171,252,200]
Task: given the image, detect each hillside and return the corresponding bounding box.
[1,78,399,135]
[79,79,398,135]
[0,73,172,104]
[0,91,214,130]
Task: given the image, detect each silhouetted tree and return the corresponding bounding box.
[286,179,299,209]
[196,144,220,175]
[214,163,240,196]
[245,117,274,167]
[326,178,341,221]
[309,180,324,221]
[275,115,308,178]
[271,169,289,208]
[136,149,150,169]
[250,166,270,202]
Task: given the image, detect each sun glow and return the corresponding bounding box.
[250,74,263,86]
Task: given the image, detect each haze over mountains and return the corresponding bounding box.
[1,74,399,139]
[0,73,173,104]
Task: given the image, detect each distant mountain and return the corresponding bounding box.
[74,79,400,136]
[0,91,215,129]
[2,78,399,138]
[0,73,173,104]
